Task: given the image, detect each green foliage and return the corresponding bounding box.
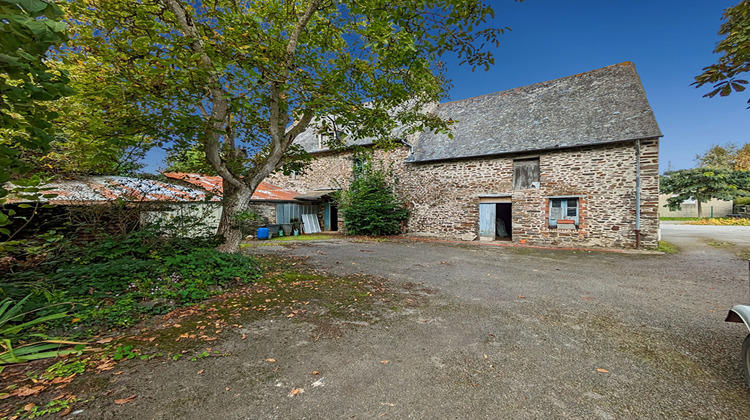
[0,0,69,263]
[657,241,678,254]
[0,0,72,184]
[335,157,409,236]
[694,142,750,171]
[0,294,77,366]
[231,210,263,237]
[42,358,87,379]
[660,168,750,216]
[736,196,750,205]
[43,60,154,176]
[164,145,216,175]
[112,344,138,361]
[0,174,56,238]
[15,395,79,418]
[694,0,750,107]
[1,227,263,335]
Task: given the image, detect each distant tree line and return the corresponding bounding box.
[661,142,750,216]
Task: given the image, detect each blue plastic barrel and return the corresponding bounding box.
[257,227,269,240]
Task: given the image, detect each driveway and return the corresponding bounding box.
[77,235,750,419]
[661,221,750,248]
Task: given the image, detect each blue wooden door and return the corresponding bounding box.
[323,203,331,231]
[479,203,496,239]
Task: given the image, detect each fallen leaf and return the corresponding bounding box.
[96,337,114,344]
[59,406,72,417]
[50,375,75,385]
[483,354,488,360]
[147,337,156,342]
[517,295,526,299]
[23,403,35,412]
[225,387,230,391]
[114,395,137,404]
[112,371,123,375]
[288,388,304,397]
[596,368,610,373]
[241,334,247,340]
[97,361,116,371]
[312,371,320,375]
[197,369,204,375]
[173,324,181,328]
[266,358,276,363]
[12,386,45,397]
[380,360,389,364]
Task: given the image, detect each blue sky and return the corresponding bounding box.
[143,0,747,173]
[444,0,748,173]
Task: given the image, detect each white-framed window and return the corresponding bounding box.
[549,197,579,228]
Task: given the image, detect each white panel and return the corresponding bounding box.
[302,214,321,233]
[479,203,496,238]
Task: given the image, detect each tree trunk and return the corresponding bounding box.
[697,200,702,218]
[215,181,254,253]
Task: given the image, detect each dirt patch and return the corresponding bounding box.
[0,256,428,419]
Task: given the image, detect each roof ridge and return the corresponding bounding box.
[439,61,636,107]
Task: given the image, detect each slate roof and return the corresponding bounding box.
[292,62,660,162]
[409,62,661,162]
[6,176,219,204]
[290,119,375,154]
[163,173,301,201]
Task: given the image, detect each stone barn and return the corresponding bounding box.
[267,62,662,249]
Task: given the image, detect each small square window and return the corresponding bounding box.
[549,197,579,228]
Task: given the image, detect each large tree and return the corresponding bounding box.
[64,0,514,252]
[694,0,750,107]
[660,168,750,217]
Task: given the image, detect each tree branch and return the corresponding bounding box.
[159,0,244,190]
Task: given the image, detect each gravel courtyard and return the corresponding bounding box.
[76,227,750,419]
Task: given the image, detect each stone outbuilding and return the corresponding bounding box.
[267,62,662,249]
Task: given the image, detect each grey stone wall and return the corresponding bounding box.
[267,138,660,249]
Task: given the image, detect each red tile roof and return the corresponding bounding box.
[163,173,300,201]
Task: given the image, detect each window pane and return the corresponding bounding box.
[550,199,562,220]
[566,198,578,217]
